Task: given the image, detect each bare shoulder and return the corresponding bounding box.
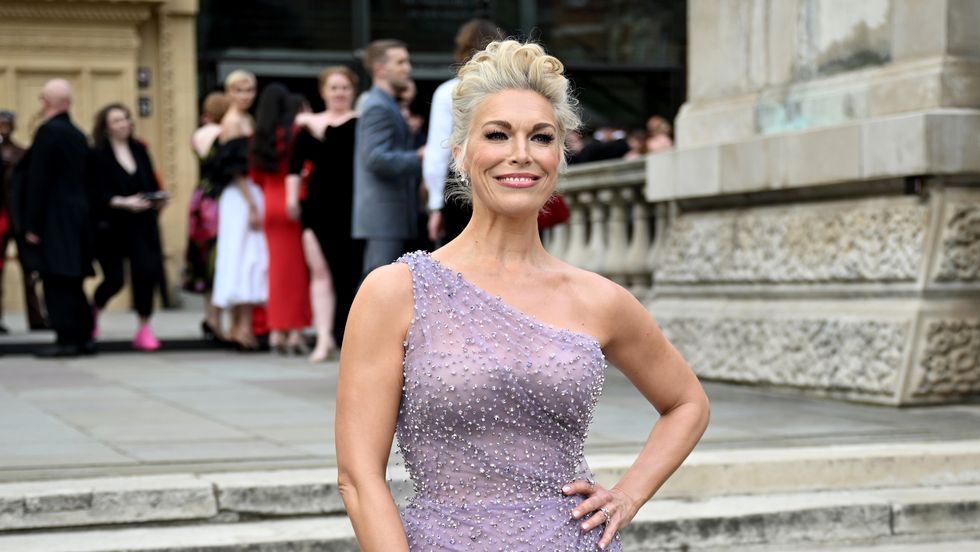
[556,262,646,342]
[294,111,313,128]
[346,262,414,351]
[357,262,414,308]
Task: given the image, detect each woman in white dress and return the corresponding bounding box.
[211,69,267,350]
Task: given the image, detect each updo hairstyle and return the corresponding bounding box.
[450,40,581,187]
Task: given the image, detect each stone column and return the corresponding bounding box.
[648,0,980,405]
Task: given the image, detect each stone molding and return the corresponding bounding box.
[0,2,155,24]
[911,319,980,398]
[658,315,906,396]
[655,198,927,284]
[678,56,980,149]
[0,27,140,52]
[648,109,980,202]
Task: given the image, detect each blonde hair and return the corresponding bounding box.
[224,69,256,91]
[448,40,580,204]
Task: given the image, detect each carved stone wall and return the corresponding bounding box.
[911,320,980,398]
[655,198,928,284]
[934,202,980,283]
[659,316,906,396]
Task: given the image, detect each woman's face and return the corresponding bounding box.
[458,89,561,218]
[105,108,132,141]
[229,80,256,111]
[322,73,354,112]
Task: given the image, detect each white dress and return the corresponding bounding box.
[211,181,268,308]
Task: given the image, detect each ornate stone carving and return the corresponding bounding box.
[158,12,178,194]
[934,203,980,282]
[912,320,980,397]
[655,201,927,284]
[658,316,907,395]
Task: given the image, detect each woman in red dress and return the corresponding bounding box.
[250,83,311,354]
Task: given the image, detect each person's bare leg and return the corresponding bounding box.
[269,328,285,353]
[303,230,335,362]
[234,305,257,349]
[204,292,224,340]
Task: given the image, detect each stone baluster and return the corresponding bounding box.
[545,220,569,259]
[602,188,630,284]
[563,191,590,267]
[624,187,653,293]
[583,191,607,273]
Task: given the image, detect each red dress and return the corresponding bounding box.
[252,136,311,331]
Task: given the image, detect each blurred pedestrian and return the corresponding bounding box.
[423,18,502,245]
[288,66,362,361]
[211,69,266,350]
[88,103,167,351]
[20,79,95,357]
[645,115,674,153]
[2,109,43,333]
[623,128,648,160]
[251,82,310,355]
[353,39,425,277]
[184,91,230,342]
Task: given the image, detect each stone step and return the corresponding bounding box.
[723,540,980,551]
[3,440,980,533]
[0,485,977,551]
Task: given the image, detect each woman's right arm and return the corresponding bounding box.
[285,130,309,221]
[336,264,413,551]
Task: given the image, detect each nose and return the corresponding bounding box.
[509,138,531,165]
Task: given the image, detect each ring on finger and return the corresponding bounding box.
[599,507,611,523]
[586,478,596,490]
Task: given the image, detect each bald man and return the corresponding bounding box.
[21,79,95,357]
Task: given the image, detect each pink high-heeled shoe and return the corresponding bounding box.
[133,324,161,351]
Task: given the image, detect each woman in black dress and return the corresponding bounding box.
[88,103,166,351]
[287,66,363,362]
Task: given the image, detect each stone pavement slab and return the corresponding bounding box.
[2,349,980,483]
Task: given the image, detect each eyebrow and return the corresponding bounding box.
[483,120,557,132]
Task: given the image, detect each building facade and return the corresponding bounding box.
[0,0,198,312]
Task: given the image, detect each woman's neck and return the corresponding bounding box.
[452,206,548,268]
[109,136,128,148]
[324,106,352,117]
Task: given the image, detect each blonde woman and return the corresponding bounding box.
[336,41,710,551]
[210,70,267,350]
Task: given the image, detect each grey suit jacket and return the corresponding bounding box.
[352,86,421,240]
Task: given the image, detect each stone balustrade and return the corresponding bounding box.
[546,158,653,295]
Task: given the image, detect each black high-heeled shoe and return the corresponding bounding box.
[201,321,225,344]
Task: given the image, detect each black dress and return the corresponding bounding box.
[288,119,363,346]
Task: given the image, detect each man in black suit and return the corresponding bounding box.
[22,79,95,357]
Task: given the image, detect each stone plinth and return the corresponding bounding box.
[646,0,980,404]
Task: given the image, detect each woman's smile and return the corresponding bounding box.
[495,172,541,188]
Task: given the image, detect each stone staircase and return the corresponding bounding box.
[2,441,979,551]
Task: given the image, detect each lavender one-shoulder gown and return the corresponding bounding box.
[395,252,623,551]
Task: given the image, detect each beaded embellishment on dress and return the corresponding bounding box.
[395,251,622,551]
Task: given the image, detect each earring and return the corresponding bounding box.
[459,172,469,186]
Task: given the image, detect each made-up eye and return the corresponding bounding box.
[532,133,555,144]
[484,130,507,141]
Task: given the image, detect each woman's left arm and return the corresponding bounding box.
[566,282,710,549]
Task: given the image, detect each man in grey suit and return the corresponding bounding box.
[353,39,426,278]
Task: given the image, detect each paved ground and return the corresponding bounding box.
[3,309,980,483]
